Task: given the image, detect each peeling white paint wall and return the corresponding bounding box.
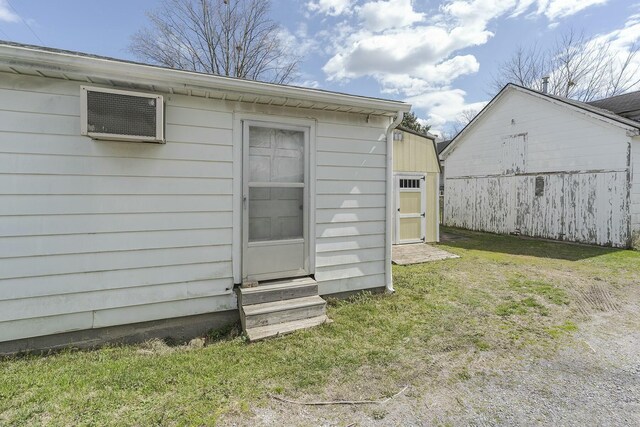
[444,89,634,248]
[632,136,640,249]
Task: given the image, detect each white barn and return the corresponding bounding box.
[0,42,410,352]
[442,84,640,249]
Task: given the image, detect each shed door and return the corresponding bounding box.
[242,122,309,282]
[395,175,426,244]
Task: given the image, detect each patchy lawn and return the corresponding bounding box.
[1,228,639,426]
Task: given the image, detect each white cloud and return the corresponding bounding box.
[405,89,488,130]
[357,0,425,31]
[0,0,19,23]
[543,0,608,21]
[311,0,610,130]
[377,55,480,96]
[589,13,640,93]
[323,25,490,82]
[307,0,353,16]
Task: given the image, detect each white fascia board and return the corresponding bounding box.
[0,44,411,115]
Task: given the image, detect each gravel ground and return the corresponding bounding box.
[225,289,640,426]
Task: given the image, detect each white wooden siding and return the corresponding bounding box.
[0,72,391,342]
[446,90,630,178]
[445,89,632,248]
[0,73,236,342]
[632,137,640,248]
[314,121,388,295]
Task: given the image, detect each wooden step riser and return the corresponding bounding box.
[239,284,318,306]
[246,315,330,341]
[243,303,326,329]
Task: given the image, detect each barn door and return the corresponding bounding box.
[395,174,426,244]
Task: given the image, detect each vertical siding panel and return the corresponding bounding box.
[631,138,640,248]
[444,88,632,248]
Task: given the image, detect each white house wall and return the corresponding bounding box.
[445,89,632,248]
[632,136,640,248]
[314,121,388,295]
[0,72,390,343]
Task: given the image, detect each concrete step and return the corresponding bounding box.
[238,277,318,306]
[245,315,331,342]
[241,295,326,330]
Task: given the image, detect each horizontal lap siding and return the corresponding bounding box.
[0,74,235,342]
[315,122,388,295]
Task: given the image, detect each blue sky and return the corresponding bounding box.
[1,0,639,135]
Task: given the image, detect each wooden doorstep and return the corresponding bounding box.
[245,315,331,342]
[242,295,326,329]
[238,278,318,306]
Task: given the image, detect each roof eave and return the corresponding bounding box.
[0,43,410,116]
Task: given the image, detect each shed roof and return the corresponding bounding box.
[441,84,640,158]
[396,125,437,140]
[0,41,410,117]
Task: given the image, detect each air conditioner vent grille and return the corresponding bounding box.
[87,91,157,138]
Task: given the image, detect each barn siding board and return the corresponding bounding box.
[445,172,630,247]
[0,71,393,343]
[629,137,640,248]
[445,88,634,248]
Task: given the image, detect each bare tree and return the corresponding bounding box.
[492,29,640,101]
[448,108,479,138]
[130,0,299,84]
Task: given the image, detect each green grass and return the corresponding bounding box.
[1,228,638,425]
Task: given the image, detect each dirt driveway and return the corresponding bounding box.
[240,302,639,426]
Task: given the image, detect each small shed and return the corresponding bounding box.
[442,84,640,249]
[392,127,440,244]
[0,42,411,351]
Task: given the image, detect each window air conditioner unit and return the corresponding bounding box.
[80,86,164,143]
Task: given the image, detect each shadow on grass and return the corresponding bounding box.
[439,227,626,261]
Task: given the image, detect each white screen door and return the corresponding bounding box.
[395,175,426,244]
[242,122,309,281]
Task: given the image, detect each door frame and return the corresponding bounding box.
[232,114,316,284]
[394,172,426,244]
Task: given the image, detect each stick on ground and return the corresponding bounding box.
[271,385,409,406]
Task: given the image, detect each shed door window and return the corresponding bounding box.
[400,178,421,189]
